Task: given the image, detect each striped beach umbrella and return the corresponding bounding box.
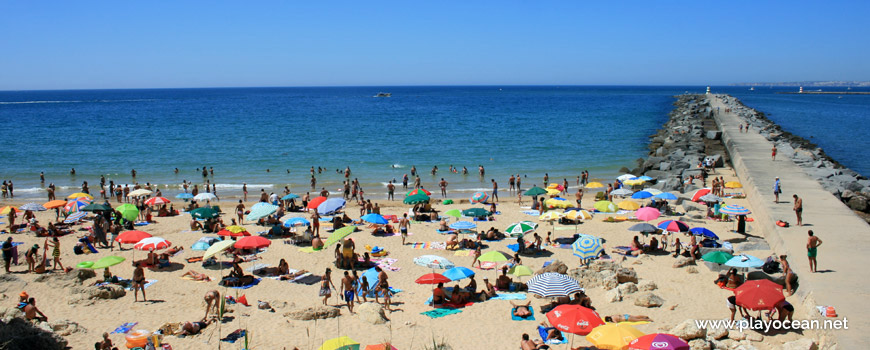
[617,174,637,182]
[116,230,152,244]
[193,192,217,202]
[19,203,47,212]
[635,207,660,222]
[506,222,535,236]
[471,191,489,203]
[144,197,171,206]
[526,272,582,297]
[66,192,93,200]
[63,211,87,223]
[642,188,662,195]
[593,200,618,213]
[657,220,689,232]
[64,198,91,214]
[572,234,603,259]
[406,188,431,196]
[720,204,751,216]
[134,237,172,251]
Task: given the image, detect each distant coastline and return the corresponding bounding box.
[730,80,870,87]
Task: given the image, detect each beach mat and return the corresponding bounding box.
[125,280,157,291]
[538,326,568,344]
[224,278,261,289]
[490,293,527,301]
[298,247,320,253]
[421,308,463,319]
[511,308,535,321]
[221,329,246,343]
[292,274,322,285]
[110,322,138,334]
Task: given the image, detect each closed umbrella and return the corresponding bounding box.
[720,205,751,216]
[461,208,491,218]
[734,279,785,311]
[203,239,235,260]
[234,236,271,249]
[189,207,219,219]
[617,200,640,211]
[443,209,461,219]
[19,203,47,212]
[193,193,217,202]
[413,255,455,269]
[115,203,139,221]
[415,273,451,284]
[449,221,476,230]
[144,197,171,206]
[593,200,618,213]
[524,187,548,196]
[324,226,355,248]
[527,272,582,297]
[134,237,172,251]
[402,193,430,205]
[471,192,489,203]
[90,256,126,270]
[628,333,689,350]
[586,323,645,350]
[546,305,605,335]
[116,230,152,244]
[307,196,328,209]
[443,266,475,281]
[317,198,347,215]
[572,234,603,259]
[635,207,660,222]
[361,213,389,225]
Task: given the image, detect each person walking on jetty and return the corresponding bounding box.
[807,230,823,273]
[793,194,803,226]
[773,177,782,203]
[771,145,777,161]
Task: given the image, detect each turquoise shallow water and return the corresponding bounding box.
[0,85,865,200]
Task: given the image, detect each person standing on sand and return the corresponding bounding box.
[236,200,245,225]
[771,145,777,161]
[402,174,408,189]
[491,179,499,202]
[341,271,355,314]
[793,194,803,226]
[2,237,13,273]
[320,268,335,306]
[399,213,410,245]
[387,181,395,201]
[204,290,219,319]
[312,210,321,237]
[807,230,823,272]
[439,178,448,198]
[773,177,782,203]
[575,188,583,208]
[132,262,146,302]
[47,237,63,270]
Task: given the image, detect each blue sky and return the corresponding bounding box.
[1,1,868,90]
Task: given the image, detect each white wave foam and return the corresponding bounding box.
[214,183,274,189]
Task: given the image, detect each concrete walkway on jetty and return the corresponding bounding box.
[709,94,870,348]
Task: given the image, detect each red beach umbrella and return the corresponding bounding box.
[217,228,251,237]
[134,237,172,251]
[657,220,689,233]
[546,305,606,335]
[690,188,712,202]
[307,196,327,209]
[407,188,432,196]
[116,230,152,244]
[415,273,452,284]
[144,197,171,206]
[734,279,785,311]
[233,236,271,250]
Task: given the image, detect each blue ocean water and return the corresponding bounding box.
[0,86,866,200]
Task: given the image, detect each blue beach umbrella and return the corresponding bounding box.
[653,192,678,200]
[689,227,719,240]
[449,221,477,230]
[317,198,347,215]
[720,205,751,216]
[725,254,764,269]
[191,241,211,251]
[283,217,311,227]
[443,266,475,281]
[361,213,389,225]
[63,211,86,223]
[246,203,279,221]
[638,176,654,181]
[281,193,300,200]
[176,193,194,200]
[572,234,603,259]
[631,191,653,199]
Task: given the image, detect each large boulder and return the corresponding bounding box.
[1,307,23,323]
[638,280,657,291]
[670,319,706,340]
[587,260,619,273]
[688,339,712,350]
[356,302,389,325]
[707,326,728,340]
[634,293,664,308]
[848,196,868,212]
[616,268,638,284]
[284,306,341,320]
[782,338,818,350]
[69,284,126,304]
[45,319,86,337]
[683,201,706,213]
[34,269,96,289]
[604,289,622,303]
[617,282,638,295]
[537,260,568,275]
[0,317,68,350]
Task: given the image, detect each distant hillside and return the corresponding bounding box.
[731,81,870,87]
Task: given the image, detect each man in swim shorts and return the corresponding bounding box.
[399,213,410,245]
[341,271,355,313]
[807,230,823,272]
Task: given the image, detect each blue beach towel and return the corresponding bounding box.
[421,308,462,319]
[490,293,527,301]
[225,278,261,289]
[110,322,138,334]
[511,308,535,321]
[538,326,568,344]
[126,280,157,291]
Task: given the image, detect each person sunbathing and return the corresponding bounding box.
[179,318,213,336]
[254,259,290,276]
[278,269,309,281]
[182,270,212,282]
[446,234,459,250]
[539,320,564,341]
[439,220,449,232]
[604,314,652,322]
[190,220,203,231]
[449,284,468,304]
[511,301,532,317]
[520,333,548,350]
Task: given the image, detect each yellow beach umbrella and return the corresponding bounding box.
[203,239,235,260]
[594,200,618,213]
[585,182,604,189]
[0,206,20,215]
[545,198,571,209]
[224,225,248,234]
[586,323,645,350]
[66,192,94,200]
[565,210,593,221]
[617,200,640,211]
[318,336,360,350]
[539,211,563,221]
[623,179,645,186]
[725,181,743,188]
[547,183,560,189]
[546,188,561,196]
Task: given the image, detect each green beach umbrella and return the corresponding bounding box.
[246,203,279,221]
[478,250,510,263]
[509,265,534,277]
[190,207,219,219]
[443,209,462,219]
[506,222,535,236]
[324,226,356,248]
[403,193,430,205]
[461,208,491,218]
[593,200,618,213]
[115,203,139,221]
[90,256,126,269]
[203,239,234,260]
[702,251,734,265]
[524,187,548,196]
[82,203,112,212]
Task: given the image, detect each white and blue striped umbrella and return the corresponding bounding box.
[449,221,477,230]
[653,192,678,200]
[19,203,47,211]
[720,205,751,216]
[317,198,346,215]
[572,234,603,259]
[617,174,637,182]
[611,188,634,197]
[63,211,86,223]
[282,217,311,227]
[246,203,279,221]
[526,272,583,297]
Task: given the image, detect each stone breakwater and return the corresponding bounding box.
[717,95,870,221]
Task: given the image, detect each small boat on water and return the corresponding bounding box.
[374,92,391,97]
[749,87,755,91]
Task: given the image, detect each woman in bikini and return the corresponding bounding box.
[46,237,64,270]
[320,268,336,306]
[605,314,653,323]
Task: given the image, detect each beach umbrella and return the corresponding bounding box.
[478,250,510,263]
[413,255,455,269]
[471,191,489,203]
[547,305,605,335]
[364,344,398,350]
[520,220,539,228]
[725,254,764,269]
[406,188,431,196]
[307,196,328,209]
[546,188,561,196]
[283,217,311,227]
[657,220,689,232]
[19,203,47,212]
[734,279,785,311]
[585,182,604,189]
[217,227,252,237]
[524,187,548,196]
[461,208,491,217]
[617,174,637,182]
[43,200,67,209]
[698,194,721,203]
[691,188,713,202]
[193,193,217,202]
[572,234,603,259]
[192,241,211,251]
[631,191,653,199]
[628,223,659,233]
[66,192,93,200]
[538,211,563,221]
[189,206,219,219]
[724,181,743,188]
[64,199,90,214]
[402,193,430,205]
[635,207,660,222]
[203,239,235,260]
[449,221,477,230]
[653,192,678,200]
[175,193,194,200]
[144,197,171,206]
[527,272,582,297]
[624,179,646,186]
[115,203,139,221]
[281,193,300,200]
[509,265,534,277]
[506,222,536,236]
[564,210,593,221]
[586,323,645,350]
[545,198,572,209]
[234,236,271,250]
[247,203,279,221]
[224,225,247,234]
[63,212,87,223]
[611,188,633,197]
[116,230,152,244]
[324,226,356,248]
[127,189,152,197]
[618,200,640,211]
[134,237,171,251]
[318,336,360,350]
[415,273,451,285]
[594,200,618,213]
[689,227,719,240]
[638,176,654,181]
[443,266,475,281]
[628,333,689,350]
[361,213,389,225]
[701,251,734,265]
[82,203,112,212]
[443,209,461,219]
[317,198,347,215]
[720,205,751,216]
[90,256,126,270]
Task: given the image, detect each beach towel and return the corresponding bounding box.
[436,229,454,234]
[245,263,270,272]
[292,274,322,285]
[225,278,261,289]
[522,210,540,216]
[538,326,568,344]
[430,242,446,250]
[605,320,651,326]
[477,261,497,270]
[134,222,149,226]
[110,322,138,334]
[490,293,527,301]
[511,308,535,321]
[221,329,246,343]
[453,250,471,256]
[612,246,639,257]
[126,280,157,291]
[186,256,203,263]
[421,308,462,319]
